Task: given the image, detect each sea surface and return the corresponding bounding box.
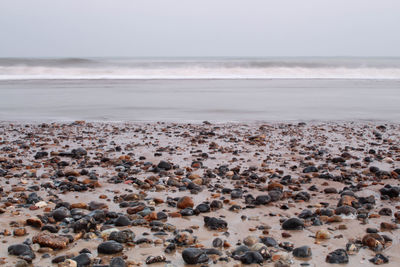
[0,57,399,122]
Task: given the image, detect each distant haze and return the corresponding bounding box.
[1,0,400,57]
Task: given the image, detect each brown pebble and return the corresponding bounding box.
[281,232,291,238]
[177,196,194,209]
[13,228,27,236]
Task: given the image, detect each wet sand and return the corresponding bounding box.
[1,79,400,122]
[0,121,399,267]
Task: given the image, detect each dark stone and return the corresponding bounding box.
[0,169,7,177]
[260,237,278,247]
[268,190,283,202]
[180,208,195,216]
[369,254,389,265]
[320,208,334,216]
[255,195,271,205]
[157,161,172,170]
[34,151,48,159]
[204,216,227,230]
[294,191,310,201]
[8,244,36,262]
[195,203,210,213]
[110,257,127,267]
[380,185,400,198]
[52,207,70,222]
[298,209,314,219]
[41,225,59,233]
[332,157,345,163]
[239,251,264,264]
[97,241,123,254]
[324,187,338,194]
[210,200,223,210]
[282,218,304,230]
[212,238,223,248]
[71,148,87,158]
[370,166,380,173]
[232,245,251,257]
[156,212,167,220]
[182,248,209,264]
[293,246,312,258]
[312,218,322,226]
[164,243,176,253]
[359,196,376,205]
[303,166,318,173]
[109,230,135,243]
[231,189,243,199]
[51,255,71,263]
[27,193,41,204]
[114,215,131,226]
[72,253,91,267]
[335,206,357,215]
[326,249,349,264]
[73,217,97,233]
[378,208,392,216]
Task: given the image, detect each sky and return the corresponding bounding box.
[0,0,400,58]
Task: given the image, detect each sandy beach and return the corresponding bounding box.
[2,1,400,266]
[0,121,399,267]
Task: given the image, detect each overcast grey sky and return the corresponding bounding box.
[1,0,399,57]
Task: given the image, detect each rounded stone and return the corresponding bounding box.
[97,241,123,254]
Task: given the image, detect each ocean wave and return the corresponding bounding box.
[1,58,400,79]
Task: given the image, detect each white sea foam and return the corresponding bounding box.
[1,58,400,80]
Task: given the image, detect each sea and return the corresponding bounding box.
[0,57,399,122]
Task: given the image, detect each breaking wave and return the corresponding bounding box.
[1,57,400,80]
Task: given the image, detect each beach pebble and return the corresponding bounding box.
[13,228,27,237]
[8,244,36,262]
[52,207,70,221]
[182,248,209,264]
[32,232,69,249]
[292,246,312,258]
[239,251,264,264]
[204,216,228,230]
[109,230,135,243]
[325,249,349,264]
[110,257,126,267]
[15,260,29,267]
[58,259,77,267]
[282,218,304,230]
[145,255,166,264]
[71,253,91,266]
[114,215,131,226]
[177,196,194,209]
[97,241,123,254]
[369,254,389,265]
[243,236,259,247]
[316,229,330,239]
[157,161,172,170]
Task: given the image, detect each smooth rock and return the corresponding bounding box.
[97,241,123,254]
[293,246,312,258]
[326,249,349,264]
[204,216,228,230]
[110,257,126,267]
[182,248,209,264]
[177,196,194,209]
[282,218,304,230]
[239,251,264,264]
